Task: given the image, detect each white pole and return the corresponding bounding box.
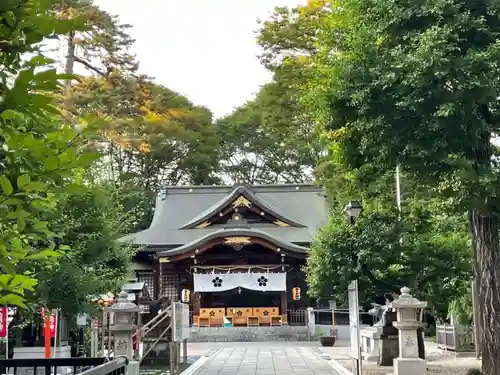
[396,165,402,212]
[52,309,59,358]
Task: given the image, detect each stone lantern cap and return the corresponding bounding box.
[111,290,141,313]
[391,287,427,309]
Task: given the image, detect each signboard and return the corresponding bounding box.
[76,314,87,327]
[171,302,190,342]
[348,280,362,375]
[0,307,7,338]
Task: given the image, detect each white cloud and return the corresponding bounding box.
[93,0,306,118]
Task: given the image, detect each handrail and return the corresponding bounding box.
[135,305,171,338]
[140,311,170,337]
[79,356,129,375]
[139,306,171,331]
[140,323,172,363]
[0,357,106,375]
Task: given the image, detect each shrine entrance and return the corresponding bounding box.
[201,288,281,308]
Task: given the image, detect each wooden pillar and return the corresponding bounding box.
[159,260,164,299]
[280,291,288,315]
[154,257,160,300]
[192,292,201,316]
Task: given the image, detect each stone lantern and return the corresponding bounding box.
[111,290,140,359]
[391,287,427,375]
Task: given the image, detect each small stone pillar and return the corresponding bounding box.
[391,287,427,375]
[306,307,315,339]
[111,290,140,375]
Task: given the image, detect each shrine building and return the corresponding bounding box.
[122,183,329,327]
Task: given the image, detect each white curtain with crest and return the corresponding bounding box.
[193,272,286,292]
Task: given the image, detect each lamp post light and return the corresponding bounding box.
[344,199,363,375]
[344,200,363,224]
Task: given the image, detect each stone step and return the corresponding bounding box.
[187,326,311,342]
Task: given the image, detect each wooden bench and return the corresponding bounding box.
[197,308,225,327]
[195,307,285,327]
[227,307,252,326]
[253,307,279,326]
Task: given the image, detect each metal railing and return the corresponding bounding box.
[0,357,105,375]
[187,308,376,327]
[436,324,475,352]
[314,309,375,326]
[80,357,128,375]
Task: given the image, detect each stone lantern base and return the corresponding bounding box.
[394,357,426,375]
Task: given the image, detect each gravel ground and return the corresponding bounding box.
[337,352,481,375]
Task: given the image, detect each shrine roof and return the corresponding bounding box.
[156,227,309,256]
[120,183,329,247]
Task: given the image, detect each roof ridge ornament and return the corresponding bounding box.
[179,184,306,230]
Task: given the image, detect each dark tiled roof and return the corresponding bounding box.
[179,185,306,228]
[157,227,309,256]
[121,184,329,247]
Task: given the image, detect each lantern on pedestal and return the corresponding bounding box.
[110,290,140,359]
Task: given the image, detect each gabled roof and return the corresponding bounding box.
[179,185,305,229]
[121,184,329,247]
[157,227,309,257]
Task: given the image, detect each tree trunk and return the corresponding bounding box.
[469,208,500,375]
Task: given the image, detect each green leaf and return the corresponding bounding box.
[0,294,26,308]
[29,56,55,67]
[3,11,16,28]
[17,216,26,231]
[17,174,30,188]
[25,249,61,260]
[0,109,22,121]
[44,155,59,171]
[76,152,100,167]
[24,181,47,192]
[0,256,16,274]
[0,175,14,196]
[14,68,35,88]
[66,183,87,194]
[30,93,52,107]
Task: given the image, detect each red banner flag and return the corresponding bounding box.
[0,307,7,338]
[40,308,57,338]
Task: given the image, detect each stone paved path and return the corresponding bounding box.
[191,347,339,375]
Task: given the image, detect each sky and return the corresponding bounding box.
[92,0,305,119]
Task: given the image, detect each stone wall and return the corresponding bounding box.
[189,326,311,342]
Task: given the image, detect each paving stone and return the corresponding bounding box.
[191,347,339,375]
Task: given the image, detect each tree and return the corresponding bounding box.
[36,183,141,319]
[214,0,330,184]
[0,0,97,307]
[217,81,320,184]
[53,0,137,122]
[304,0,500,371]
[306,201,471,320]
[71,74,221,189]
[257,0,330,71]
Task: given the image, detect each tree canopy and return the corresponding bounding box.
[0,0,98,308]
[301,0,500,371]
[306,200,471,320]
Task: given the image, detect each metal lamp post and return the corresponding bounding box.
[344,200,363,375]
[344,200,363,224]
